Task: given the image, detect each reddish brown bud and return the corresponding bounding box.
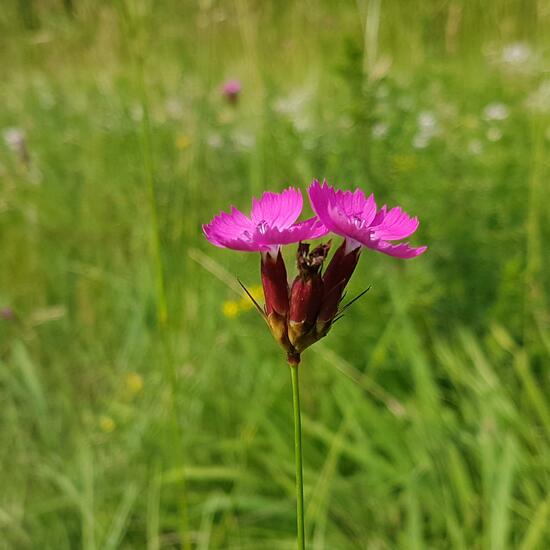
[289,243,328,323]
[261,250,292,352]
[288,242,330,351]
[290,276,323,325]
[261,250,289,317]
[316,240,360,335]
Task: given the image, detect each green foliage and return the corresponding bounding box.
[1,0,549,547]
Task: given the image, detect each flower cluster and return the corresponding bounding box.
[203,180,427,365]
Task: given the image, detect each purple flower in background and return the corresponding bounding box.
[308,179,427,259]
[1,306,15,321]
[222,79,241,103]
[203,187,327,253]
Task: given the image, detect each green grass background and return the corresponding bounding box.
[1,0,550,548]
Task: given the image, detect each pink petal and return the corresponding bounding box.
[202,206,255,250]
[251,187,303,230]
[371,206,420,241]
[308,180,339,233]
[367,241,428,259]
[308,179,378,241]
[310,180,427,259]
[336,186,377,226]
[370,205,387,226]
[258,217,329,245]
[213,237,270,252]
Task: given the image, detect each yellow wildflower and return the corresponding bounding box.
[99,415,116,433]
[125,372,143,395]
[176,134,191,150]
[222,300,240,318]
[238,285,264,311]
[222,286,264,318]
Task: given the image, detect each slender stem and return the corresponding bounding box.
[290,365,305,550]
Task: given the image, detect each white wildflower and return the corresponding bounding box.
[412,133,429,149]
[525,80,550,114]
[232,131,255,150]
[165,98,184,120]
[468,139,483,155]
[486,127,502,142]
[418,111,438,132]
[502,42,532,66]
[207,132,223,149]
[3,127,25,150]
[371,122,389,139]
[483,103,509,121]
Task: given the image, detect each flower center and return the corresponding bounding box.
[242,220,269,241]
[352,214,365,229]
[256,220,269,235]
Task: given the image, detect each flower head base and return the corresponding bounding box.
[203,187,327,254]
[263,242,361,358]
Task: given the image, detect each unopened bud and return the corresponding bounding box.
[261,250,292,351]
[316,240,360,336]
[288,242,330,351]
[261,250,289,317]
[290,276,323,326]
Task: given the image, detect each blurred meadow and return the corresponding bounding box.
[1,0,550,548]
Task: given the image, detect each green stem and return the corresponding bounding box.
[290,365,305,550]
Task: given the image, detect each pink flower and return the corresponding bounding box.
[222,79,241,102]
[203,181,428,365]
[202,187,328,253]
[308,180,427,259]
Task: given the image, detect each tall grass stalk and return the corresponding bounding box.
[117,0,168,327]
[137,57,168,327]
[524,116,545,343]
